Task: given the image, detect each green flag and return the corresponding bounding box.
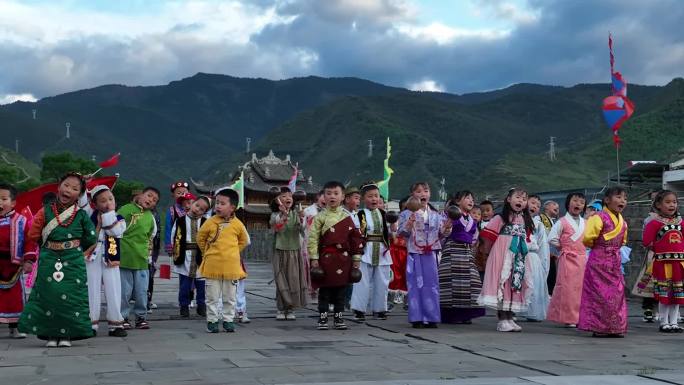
[377,137,393,199]
[228,171,245,209]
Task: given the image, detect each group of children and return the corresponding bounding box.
[2,172,682,347]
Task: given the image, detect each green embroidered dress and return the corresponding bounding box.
[19,204,97,340]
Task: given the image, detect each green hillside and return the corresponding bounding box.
[0,146,41,189]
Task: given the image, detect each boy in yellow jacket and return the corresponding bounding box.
[197,189,249,333]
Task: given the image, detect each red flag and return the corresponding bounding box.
[99,153,120,168]
[16,176,119,214]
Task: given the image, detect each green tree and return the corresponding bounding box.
[40,152,98,182]
[112,179,145,209]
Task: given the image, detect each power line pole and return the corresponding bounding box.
[548,136,556,161]
[32,109,37,119]
[65,122,71,139]
[15,139,19,153]
[368,139,373,158]
[246,137,251,153]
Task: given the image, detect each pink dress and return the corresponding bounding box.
[546,214,586,324]
[578,210,628,334]
[477,214,533,312]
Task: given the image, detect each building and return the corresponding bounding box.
[193,150,321,229]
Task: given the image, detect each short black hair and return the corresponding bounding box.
[528,194,541,202]
[564,192,586,212]
[323,181,345,191]
[142,186,161,197]
[59,172,86,194]
[216,188,240,206]
[480,200,493,207]
[603,186,627,206]
[0,183,17,200]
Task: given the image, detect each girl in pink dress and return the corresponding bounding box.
[547,192,587,327]
[578,187,628,337]
[478,188,536,332]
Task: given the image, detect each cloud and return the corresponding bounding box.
[0,0,683,98]
[0,93,37,105]
[408,79,445,92]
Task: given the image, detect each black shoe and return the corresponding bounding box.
[108,328,128,337]
[180,306,190,318]
[317,312,329,330]
[643,309,654,323]
[353,310,366,321]
[196,304,207,317]
[333,313,347,330]
[411,322,424,329]
[425,322,438,329]
[376,312,387,320]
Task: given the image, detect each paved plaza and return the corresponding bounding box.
[1,262,683,385]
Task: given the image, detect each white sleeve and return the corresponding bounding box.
[101,211,126,238]
[536,223,550,274]
[547,220,562,249]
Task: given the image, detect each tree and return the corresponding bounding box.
[112,180,145,208]
[40,152,98,183]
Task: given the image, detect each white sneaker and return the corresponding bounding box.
[496,320,515,332]
[276,311,286,320]
[238,312,251,323]
[9,328,26,339]
[285,312,296,321]
[58,339,72,347]
[189,300,196,308]
[510,320,523,332]
[45,338,58,348]
[150,302,158,309]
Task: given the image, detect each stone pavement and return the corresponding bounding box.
[1,261,683,385]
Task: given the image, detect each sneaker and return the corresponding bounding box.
[285,312,295,321]
[424,322,438,329]
[9,328,26,339]
[197,304,207,317]
[45,338,59,348]
[375,312,388,320]
[276,311,286,321]
[411,322,424,329]
[353,310,366,321]
[643,309,654,323]
[223,321,235,333]
[149,302,158,309]
[317,312,329,330]
[206,322,219,333]
[394,293,404,305]
[237,311,251,323]
[565,324,577,328]
[497,320,515,332]
[190,300,197,309]
[333,313,347,330]
[122,320,132,330]
[671,324,683,333]
[510,320,523,332]
[58,338,71,348]
[135,318,149,329]
[108,328,128,337]
[180,306,190,318]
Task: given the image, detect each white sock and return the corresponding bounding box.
[669,305,680,325]
[659,303,670,326]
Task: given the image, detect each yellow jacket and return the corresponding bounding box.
[197,215,249,280]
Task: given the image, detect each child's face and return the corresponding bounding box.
[457,194,474,212]
[139,190,159,210]
[278,192,293,209]
[316,194,326,207]
[507,191,528,212]
[657,193,678,217]
[189,199,210,218]
[480,204,494,221]
[363,189,380,210]
[215,195,236,218]
[95,190,116,213]
[57,176,83,205]
[470,207,481,222]
[606,192,627,213]
[173,187,188,200]
[568,196,586,216]
[181,199,192,211]
[344,193,361,211]
[0,189,16,216]
[324,187,343,208]
[412,185,430,206]
[544,202,559,218]
[527,198,541,216]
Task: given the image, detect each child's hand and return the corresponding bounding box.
[310,259,319,268]
[441,220,452,235]
[352,261,360,269]
[107,261,120,268]
[22,261,33,273]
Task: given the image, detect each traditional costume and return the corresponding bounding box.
[578,209,628,336]
[351,208,391,318]
[302,202,322,299]
[546,213,586,325]
[540,212,558,295]
[520,217,550,321]
[164,181,189,254]
[398,207,447,326]
[172,213,207,317]
[270,209,308,318]
[388,234,408,294]
[438,213,485,324]
[478,213,533,313]
[0,210,37,338]
[19,201,97,342]
[308,206,364,329]
[642,214,684,331]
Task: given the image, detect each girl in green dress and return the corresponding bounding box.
[19,172,97,347]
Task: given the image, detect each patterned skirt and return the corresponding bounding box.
[272,249,309,310]
[652,259,684,305]
[438,240,485,323]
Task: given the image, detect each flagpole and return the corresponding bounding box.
[616,145,621,184]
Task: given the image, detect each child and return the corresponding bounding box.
[478,188,535,332]
[642,190,683,333]
[0,183,37,339]
[84,185,128,337]
[302,190,325,301]
[172,195,210,318]
[522,194,550,322]
[165,181,189,254]
[388,196,409,305]
[119,187,159,330]
[398,182,450,328]
[269,187,308,320]
[19,173,97,347]
[578,186,629,337]
[470,205,482,223]
[147,204,161,312]
[197,188,249,333]
[475,200,495,280]
[479,200,494,229]
[351,182,392,321]
[546,192,587,327]
[343,187,361,228]
[439,190,485,324]
[308,181,364,330]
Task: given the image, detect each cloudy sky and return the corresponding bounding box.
[1,0,682,104]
